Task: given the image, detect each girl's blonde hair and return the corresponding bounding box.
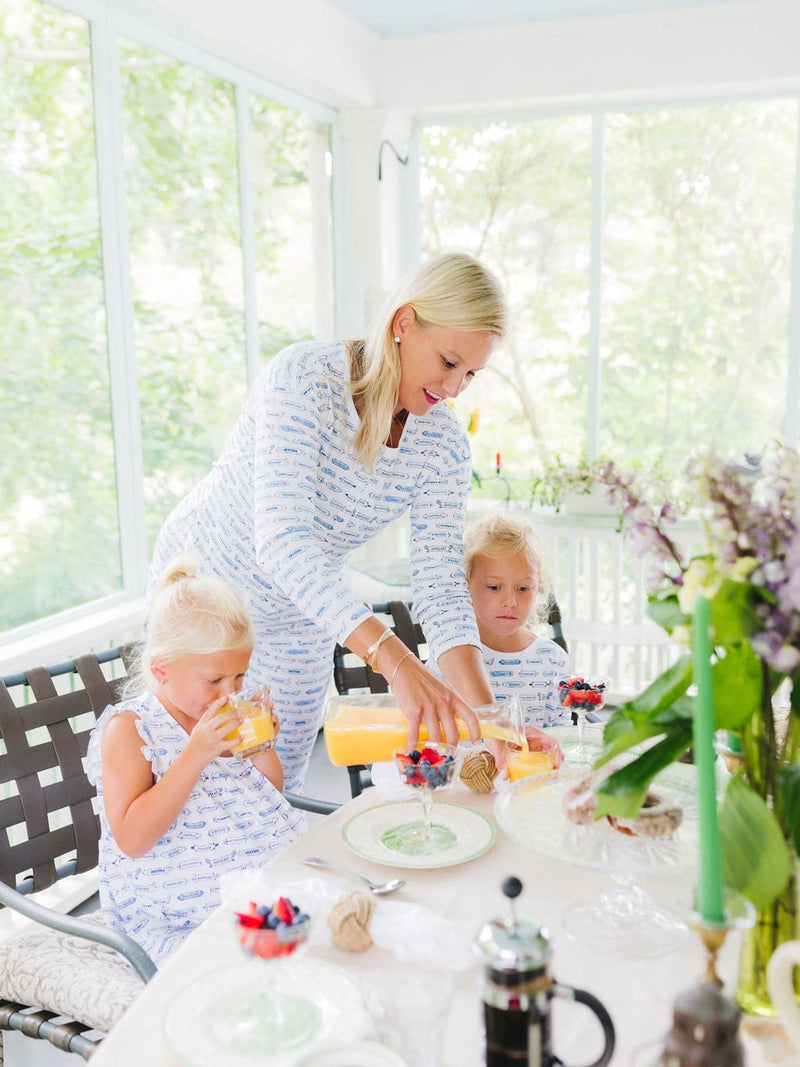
[464,513,553,626]
[347,253,508,470]
[127,556,255,694]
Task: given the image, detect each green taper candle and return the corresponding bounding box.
[692,595,725,923]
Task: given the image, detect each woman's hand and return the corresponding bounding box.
[389,653,480,747]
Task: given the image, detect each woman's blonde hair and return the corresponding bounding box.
[347,253,508,470]
[464,512,553,625]
[126,555,255,694]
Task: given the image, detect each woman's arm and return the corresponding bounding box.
[100,702,241,859]
[344,619,485,747]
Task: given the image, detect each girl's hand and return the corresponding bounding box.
[389,654,480,747]
[185,696,242,763]
[489,726,565,775]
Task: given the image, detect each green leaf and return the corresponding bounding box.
[777,764,800,855]
[594,727,694,819]
[719,775,792,910]
[620,655,693,718]
[711,645,763,730]
[647,591,687,634]
[709,579,760,645]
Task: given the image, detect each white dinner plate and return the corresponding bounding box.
[163,958,371,1067]
[494,763,699,877]
[342,800,496,869]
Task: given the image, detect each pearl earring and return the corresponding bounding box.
[393,336,401,344]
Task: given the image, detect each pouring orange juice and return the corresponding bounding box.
[323,694,527,767]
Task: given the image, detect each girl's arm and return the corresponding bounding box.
[249,748,284,791]
[100,702,240,858]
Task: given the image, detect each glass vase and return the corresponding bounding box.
[736,870,800,1016]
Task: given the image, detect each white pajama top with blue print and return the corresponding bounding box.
[150,341,481,791]
[480,637,571,727]
[86,693,305,966]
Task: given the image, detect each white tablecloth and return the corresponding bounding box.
[90,773,768,1067]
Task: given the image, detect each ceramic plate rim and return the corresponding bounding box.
[341,800,496,869]
[162,957,370,1067]
[294,1039,407,1066]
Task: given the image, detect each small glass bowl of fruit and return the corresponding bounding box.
[235,895,311,959]
[390,743,460,854]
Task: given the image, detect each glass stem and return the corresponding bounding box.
[420,789,434,828]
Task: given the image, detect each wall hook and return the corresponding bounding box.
[378,139,409,180]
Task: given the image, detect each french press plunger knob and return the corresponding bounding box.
[475,876,615,1067]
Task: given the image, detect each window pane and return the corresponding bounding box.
[602,101,798,472]
[0,0,121,629]
[119,41,247,552]
[420,119,592,497]
[249,97,332,359]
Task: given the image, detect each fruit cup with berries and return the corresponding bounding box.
[390,742,460,855]
[558,676,610,764]
[234,896,311,959]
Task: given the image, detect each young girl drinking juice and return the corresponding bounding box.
[87,557,304,965]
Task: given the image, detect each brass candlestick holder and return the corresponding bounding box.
[654,889,755,1067]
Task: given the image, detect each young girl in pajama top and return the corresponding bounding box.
[150,253,510,792]
[87,557,304,966]
[463,512,571,728]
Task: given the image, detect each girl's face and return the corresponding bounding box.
[392,305,496,417]
[151,648,252,724]
[468,550,540,649]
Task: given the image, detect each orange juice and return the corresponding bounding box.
[506,749,553,782]
[323,696,526,767]
[220,689,275,758]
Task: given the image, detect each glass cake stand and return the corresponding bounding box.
[495,764,698,958]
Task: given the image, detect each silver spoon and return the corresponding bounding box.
[301,856,406,895]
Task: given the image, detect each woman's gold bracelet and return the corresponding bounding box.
[389,651,414,689]
[364,628,393,672]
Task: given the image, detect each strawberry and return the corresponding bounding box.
[418,747,443,764]
[235,910,263,928]
[273,896,294,925]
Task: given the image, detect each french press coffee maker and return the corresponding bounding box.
[475,876,615,1067]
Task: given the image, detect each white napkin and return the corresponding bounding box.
[219,870,475,972]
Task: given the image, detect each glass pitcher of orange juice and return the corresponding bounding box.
[323,693,525,767]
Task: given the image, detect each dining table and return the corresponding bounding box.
[88,741,786,1067]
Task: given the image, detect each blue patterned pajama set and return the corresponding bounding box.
[150,342,482,792]
[87,693,305,964]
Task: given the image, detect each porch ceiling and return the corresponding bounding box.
[324,0,753,38]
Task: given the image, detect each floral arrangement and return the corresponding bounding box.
[529,452,672,514]
[593,443,800,919]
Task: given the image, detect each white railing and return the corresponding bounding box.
[347,503,703,704]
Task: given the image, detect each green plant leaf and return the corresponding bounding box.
[647,591,687,634]
[778,764,800,855]
[719,775,792,910]
[617,655,693,719]
[711,644,763,730]
[709,579,760,645]
[593,727,694,819]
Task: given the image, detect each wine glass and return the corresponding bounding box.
[389,743,459,855]
[558,675,610,764]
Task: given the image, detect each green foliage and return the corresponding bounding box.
[720,774,792,911]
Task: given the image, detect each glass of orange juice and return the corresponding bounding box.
[221,687,275,758]
[505,747,554,782]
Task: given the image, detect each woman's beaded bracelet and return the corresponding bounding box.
[364,628,393,672]
[389,651,414,689]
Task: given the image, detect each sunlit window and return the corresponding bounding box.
[421,101,799,492]
[0,0,121,628]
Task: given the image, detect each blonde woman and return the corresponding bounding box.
[87,557,303,965]
[151,253,508,791]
